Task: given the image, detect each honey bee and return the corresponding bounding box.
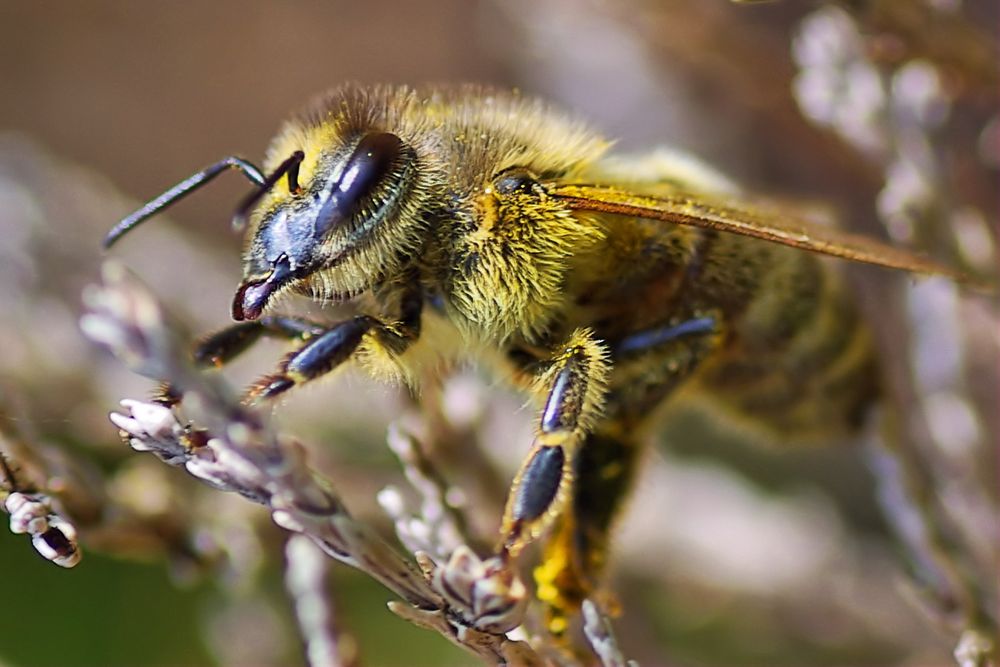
[104,84,980,638]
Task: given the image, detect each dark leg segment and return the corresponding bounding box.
[193,316,328,367]
[248,316,377,401]
[500,329,609,556]
[613,315,717,358]
[509,444,565,525]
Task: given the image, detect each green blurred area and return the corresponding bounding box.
[0,529,213,667]
[0,528,467,667]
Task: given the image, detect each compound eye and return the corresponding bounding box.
[315,132,404,236]
[494,168,543,196]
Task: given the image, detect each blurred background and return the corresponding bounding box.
[0,1,996,665]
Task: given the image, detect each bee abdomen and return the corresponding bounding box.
[701,253,879,441]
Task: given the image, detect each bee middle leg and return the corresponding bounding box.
[531,315,723,635]
[499,328,610,557]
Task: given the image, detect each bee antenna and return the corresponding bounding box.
[103,157,267,249]
[231,151,305,231]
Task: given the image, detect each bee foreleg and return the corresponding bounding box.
[499,329,610,558]
[243,280,423,403]
[194,316,329,368]
[152,316,330,406]
[244,315,381,402]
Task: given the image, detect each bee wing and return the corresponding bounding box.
[548,183,979,284]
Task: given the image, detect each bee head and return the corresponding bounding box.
[234,131,421,321]
[105,113,431,324]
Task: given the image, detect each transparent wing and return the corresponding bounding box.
[547,182,980,285]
